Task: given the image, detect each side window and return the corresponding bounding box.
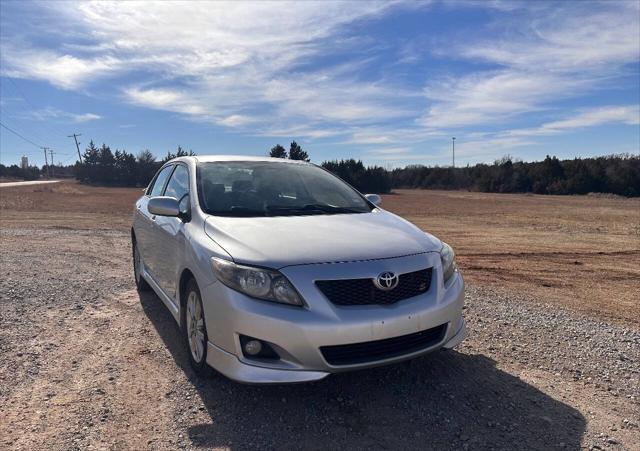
[164,165,190,201]
[148,165,174,197]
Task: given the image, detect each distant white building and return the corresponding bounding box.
[21,155,28,169]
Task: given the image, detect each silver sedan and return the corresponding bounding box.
[132,156,466,384]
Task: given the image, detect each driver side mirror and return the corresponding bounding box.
[365,194,382,206]
[148,196,180,217]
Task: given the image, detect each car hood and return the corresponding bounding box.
[203,210,442,269]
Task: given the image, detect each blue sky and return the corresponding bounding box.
[1,0,638,168]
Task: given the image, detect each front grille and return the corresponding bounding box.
[320,324,447,366]
[315,268,432,306]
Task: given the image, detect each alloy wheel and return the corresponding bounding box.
[186,291,206,363]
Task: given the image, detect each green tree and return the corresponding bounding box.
[114,150,138,186]
[269,144,287,158]
[162,145,195,163]
[81,140,100,183]
[136,149,158,186]
[288,141,309,161]
[321,159,391,194]
[97,143,115,185]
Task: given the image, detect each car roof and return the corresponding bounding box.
[172,155,311,165]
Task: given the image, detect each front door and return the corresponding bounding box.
[152,163,191,299]
[137,164,174,283]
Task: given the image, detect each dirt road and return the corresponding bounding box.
[1,184,638,450]
[0,180,61,188]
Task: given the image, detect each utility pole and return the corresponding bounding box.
[68,133,82,163]
[49,148,56,177]
[452,137,456,168]
[41,147,50,178]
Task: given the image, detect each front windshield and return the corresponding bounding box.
[197,161,373,217]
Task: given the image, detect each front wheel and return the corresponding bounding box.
[181,279,213,377]
[132,239,151,291]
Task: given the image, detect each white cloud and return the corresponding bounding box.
[503,105,640,137]
[24,107,102,123]
[420,71,579,128]
[349,133,393,145]
[219,115,253,127]
[366,147,413,155]
[124,87,206,116]
[1,47,120,90]
[2,1,416,135]
[537,106,640,131]
[462,2,640,72]
[1,0,637,165]
[444,106,640,163]
[421,1,640,130]
[73,112,102,122]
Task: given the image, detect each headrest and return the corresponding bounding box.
[203,181,225,196]
[232,180,253,192]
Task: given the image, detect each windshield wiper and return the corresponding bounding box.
[266,204,363,215]
[303,203,363,213]
[223,206,267,217]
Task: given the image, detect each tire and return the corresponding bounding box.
[132,238,151,291]
[181,278,213,377]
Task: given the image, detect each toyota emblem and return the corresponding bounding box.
[374,271,399,291]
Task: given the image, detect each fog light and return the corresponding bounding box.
[243,339,262,356]
[239,335,280,360]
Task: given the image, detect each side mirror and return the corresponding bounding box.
[148,196,180,217]
[365,193,382,206]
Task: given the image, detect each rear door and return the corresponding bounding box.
[136,164,174,282]
[152,163,191,298]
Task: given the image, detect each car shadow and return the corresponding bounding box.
[138,291,585,450]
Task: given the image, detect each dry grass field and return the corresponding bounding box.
[1,182,639,450]
[383,189,640,327]
[3,182,638,324]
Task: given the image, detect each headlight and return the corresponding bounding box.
[440,242,458,285]
[211,257,304,306]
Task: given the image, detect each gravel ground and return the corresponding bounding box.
[1,225,639,450]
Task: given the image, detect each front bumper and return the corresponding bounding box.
[200,252,466,384]
[206,317,467,383]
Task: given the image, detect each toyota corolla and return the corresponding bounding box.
[131,156,466,383]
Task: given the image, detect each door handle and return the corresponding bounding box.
[151,215,156,221]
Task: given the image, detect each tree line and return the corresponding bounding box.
[2,139,638,196]
[0,163,41,181]
[321,159,392,194]
[75,141,194,186]
[390,154,640,197]
[0,142,193,185]
[269,141,310,161]
[269,142,391,193]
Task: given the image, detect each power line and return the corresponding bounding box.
[2,80,78,164]
[0,121,43,149]
[0,106,50,146]
[5,78,68,138]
